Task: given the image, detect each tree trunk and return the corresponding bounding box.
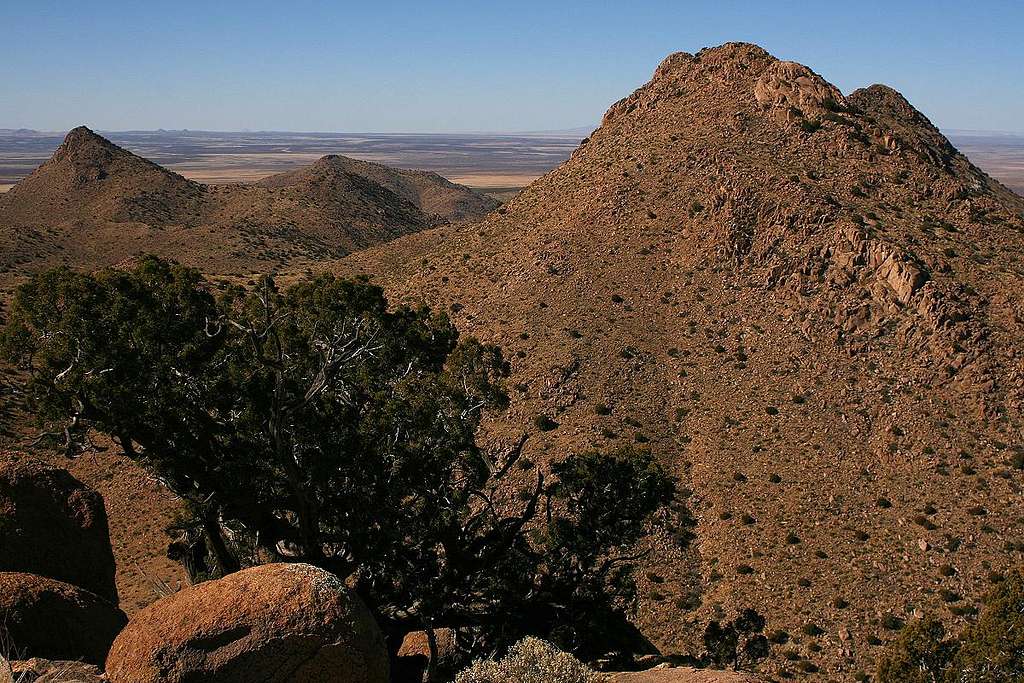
[425,626,439,683]
[202,509,240,576]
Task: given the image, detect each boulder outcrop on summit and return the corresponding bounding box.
[329,42,1024,678]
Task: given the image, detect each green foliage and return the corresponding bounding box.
[2,257,680,662]
[877,570,1024,682]
[948,569,1024,681]
[877,616,956,683]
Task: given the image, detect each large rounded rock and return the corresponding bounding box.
[106,563,389,683]
[0,451,118,604]
[0,572,127,665]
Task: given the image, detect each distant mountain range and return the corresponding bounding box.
[0,127,497,288]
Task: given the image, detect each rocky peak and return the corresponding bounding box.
[52,126,124,165]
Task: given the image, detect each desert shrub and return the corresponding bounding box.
[2,258,679,664]
[876,570,1024,681]
[535,414,560,431]
[703,608,769,670]
[455,637,598,683]
[876,616,956,683]
[800,119,822,134]
[882,614,905,631]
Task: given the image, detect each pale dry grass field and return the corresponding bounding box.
[446,173,543,188]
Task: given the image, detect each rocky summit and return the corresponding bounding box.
[329,42,1024,678]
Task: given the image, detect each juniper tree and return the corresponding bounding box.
[2,257,682,668]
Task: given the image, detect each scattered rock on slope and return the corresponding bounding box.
[105,563,388,683]
[331,41,1024,679]
[0,451,119,604]
[0,572,127,666]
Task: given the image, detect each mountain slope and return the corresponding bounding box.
[327,43,1024,679]
[260,154,500,221]
[0,129,495,292]
[0,126,205,226]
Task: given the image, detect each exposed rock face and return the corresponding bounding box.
[754,61,846,117]
[0,451,119,604]
[105,563,388,683]
[0,572,127,665]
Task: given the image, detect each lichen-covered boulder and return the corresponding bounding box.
[105,563,388,683]
[0,451,118,604]
[0,572,127,665]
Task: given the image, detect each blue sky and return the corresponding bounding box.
[1,1,1021,133]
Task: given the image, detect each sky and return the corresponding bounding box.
[1,0,1022,134]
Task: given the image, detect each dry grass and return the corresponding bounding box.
[455,638,599,683]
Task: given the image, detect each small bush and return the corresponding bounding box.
[534,414,559,431]
[801,119,822,134]
[877,618,955,683]
[703,608,769,670]
[455,637,599,683]
[882,614,905,631]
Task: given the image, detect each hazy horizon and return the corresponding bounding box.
[3,1,1022,134]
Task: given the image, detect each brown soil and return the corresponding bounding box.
[316,43,1024,679]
